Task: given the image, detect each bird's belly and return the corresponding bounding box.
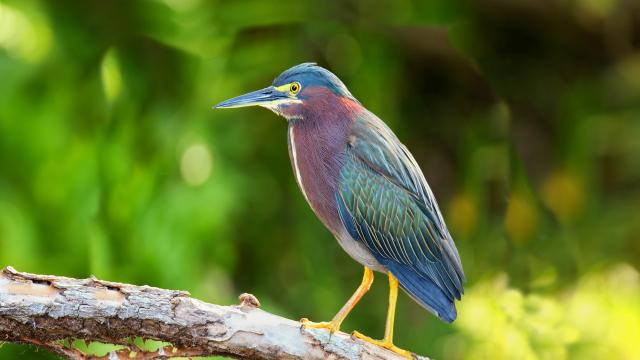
[335,227,387,273]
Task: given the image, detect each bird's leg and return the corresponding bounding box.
[352,272,413,359]
[300,267,374,333]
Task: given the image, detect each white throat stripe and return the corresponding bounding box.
[289,126,310,203]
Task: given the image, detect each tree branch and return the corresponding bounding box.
[0,267,428,360]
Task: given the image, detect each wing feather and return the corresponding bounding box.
[337,112,465,306]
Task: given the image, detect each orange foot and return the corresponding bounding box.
[299,318,341,333]
[352,331,413,359]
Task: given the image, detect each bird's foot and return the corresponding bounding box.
[351,331,413,359]
[299,318,341,333]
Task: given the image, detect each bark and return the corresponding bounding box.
[0,267,428,360]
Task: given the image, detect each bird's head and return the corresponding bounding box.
[214,63,357,120]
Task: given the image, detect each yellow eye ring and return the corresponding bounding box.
[290,82,301,94]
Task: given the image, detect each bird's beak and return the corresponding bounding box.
[213,86,296,109]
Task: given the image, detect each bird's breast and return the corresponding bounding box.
[288,125,311,204]
[287,121,346,235]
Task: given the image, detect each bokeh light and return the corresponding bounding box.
[0,3,52,63]
[101,49,122,104]
[180,143,213,186]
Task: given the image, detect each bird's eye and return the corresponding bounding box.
[290,82,301,94]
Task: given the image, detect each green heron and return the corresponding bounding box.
[215,63,465,357]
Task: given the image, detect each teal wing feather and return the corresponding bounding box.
[336,112,465,320]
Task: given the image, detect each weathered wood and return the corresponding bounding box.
[0,267,428,360]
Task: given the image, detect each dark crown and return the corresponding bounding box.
[273,63,355,100]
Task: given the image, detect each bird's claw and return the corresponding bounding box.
[299,318,340,333]
[351,331,413,359]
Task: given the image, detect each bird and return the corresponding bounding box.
[214,63,465,358]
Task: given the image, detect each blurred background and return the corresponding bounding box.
[1,0,639,359]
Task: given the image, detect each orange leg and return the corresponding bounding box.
[301,267,374,333]
[352,272,412,359]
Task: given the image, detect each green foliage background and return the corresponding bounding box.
[1,0,639,359]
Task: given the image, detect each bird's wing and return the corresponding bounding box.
[336,112,465,318]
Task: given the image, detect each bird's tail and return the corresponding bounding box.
[384,261,457,323]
